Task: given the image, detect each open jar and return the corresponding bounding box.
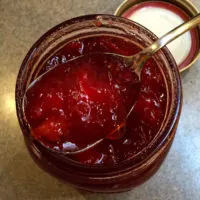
[16,14,182,192]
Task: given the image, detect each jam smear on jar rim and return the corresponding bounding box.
[24,36,167,165]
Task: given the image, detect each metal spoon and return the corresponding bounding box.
[25,13,200,155]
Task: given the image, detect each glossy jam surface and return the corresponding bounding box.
[24,36,167,165]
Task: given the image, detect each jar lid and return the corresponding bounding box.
[114,0,200,72]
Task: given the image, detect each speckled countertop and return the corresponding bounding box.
[0,0,200,199]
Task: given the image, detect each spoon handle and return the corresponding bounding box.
[144,13,200,56]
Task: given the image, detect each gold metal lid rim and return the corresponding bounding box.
[114,0,200,72]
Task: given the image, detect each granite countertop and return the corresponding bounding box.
[0,0,200,199]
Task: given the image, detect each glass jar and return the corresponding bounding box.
[15,14,182,192]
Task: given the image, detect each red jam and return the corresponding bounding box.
[24,36,167,165]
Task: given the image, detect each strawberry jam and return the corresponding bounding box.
[24,36,167,165]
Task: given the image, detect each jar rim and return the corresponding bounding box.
[16,14,182,173]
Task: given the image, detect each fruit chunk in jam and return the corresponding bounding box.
[24,36,167,165]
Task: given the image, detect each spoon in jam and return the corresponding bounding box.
[24,14,200,155]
